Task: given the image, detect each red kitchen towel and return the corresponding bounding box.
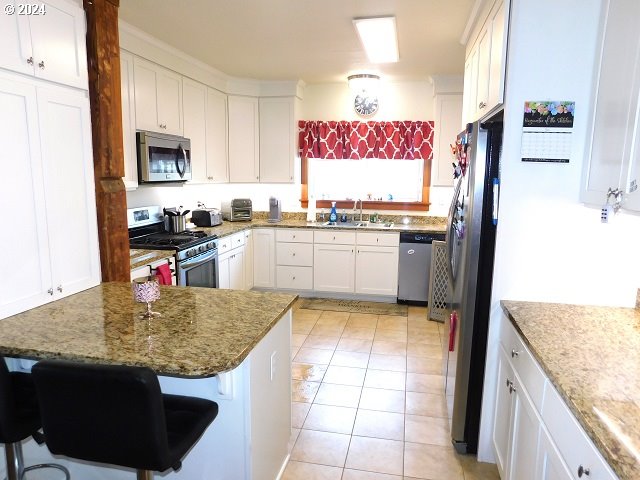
[449,311,458,352]
[155,263,172,285]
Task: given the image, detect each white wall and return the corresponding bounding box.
[477,0,640,462]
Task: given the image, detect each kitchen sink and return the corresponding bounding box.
[319,221,394,229]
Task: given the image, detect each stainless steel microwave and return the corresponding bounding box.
[136,131,192,183]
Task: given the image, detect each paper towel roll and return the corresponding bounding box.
[306,195,316,222]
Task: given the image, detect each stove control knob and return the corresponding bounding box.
[187,249,195,257]
[199,245,206,252]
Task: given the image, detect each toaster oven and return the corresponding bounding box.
[221,199,252,221]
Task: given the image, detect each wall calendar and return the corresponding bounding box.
[521,101,575,163]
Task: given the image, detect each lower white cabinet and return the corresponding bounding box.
[253,229,275,288]
[130,257,176,285]
[355,245,399,296]
[244,230,254,290]
[0,73,100,319]
[493,314,619,480]
[313,244,355,293]
[218,233,245,290]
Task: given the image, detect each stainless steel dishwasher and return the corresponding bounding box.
[397,232,446,305]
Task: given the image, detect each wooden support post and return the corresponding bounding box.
[83,0,130,282]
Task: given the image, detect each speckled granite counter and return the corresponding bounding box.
[501,301,640,480]
[0,283,297,377]
[130,249,174,270]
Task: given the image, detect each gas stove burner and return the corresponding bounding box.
[136,231,209,247]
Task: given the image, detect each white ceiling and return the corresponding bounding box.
[118,0,475,84]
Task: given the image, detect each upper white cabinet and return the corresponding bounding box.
[133,57,183,135]
[205,87,229,183]
[0,74,100,319]
[120,50,138,190]
[462,0,509,123]
[0,0,87,89]
[432,93,463,186]
[259,97,295,183]
[228,95,260,183]
[582,0,640,211]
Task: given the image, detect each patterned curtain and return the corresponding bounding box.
[298,120,434,160]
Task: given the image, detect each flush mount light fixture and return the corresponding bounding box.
[347,73,380,94]
[353,16,399,64]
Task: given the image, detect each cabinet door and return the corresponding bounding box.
[29,0,88,89]
[228,95,259,183]
[229,250,245,290]
[134,58,183,135]
[0,77,52,318]
[508,376,541,480]
[492,346,514,479]
[462,49,478,124]
[475,26,492,116]
[313,244,355,293]
[583,0,640,207]
[244,230,254,290]
[206,87,229,182]
[432,94,463,186]
[253,229,275,288]
[488,0,507,109]
[218,252,230,289]
[259,97,295,183]
[120,50,138,190]
[537,427,573,480]
[38,86,100,299]
[0,4,32,76]
[355,246,399,296]
[183,78,208,182]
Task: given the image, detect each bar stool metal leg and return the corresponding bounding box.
[136,470,154,480]
[4,442,70,480]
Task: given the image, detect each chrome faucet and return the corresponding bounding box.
[353,199,363,222]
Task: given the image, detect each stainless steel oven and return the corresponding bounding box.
[176,244,219,288]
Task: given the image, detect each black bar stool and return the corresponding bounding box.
[0,357,70,480]
[32,360,219,480]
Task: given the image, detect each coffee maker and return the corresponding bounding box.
[268,197,282,223]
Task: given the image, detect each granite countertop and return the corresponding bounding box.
[501,300,640,480]
[0,283,297,377]
[197,217,447,239]
[130,249,175,270]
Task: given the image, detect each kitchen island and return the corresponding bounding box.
[0,282,297,480]
[500,300,640,480]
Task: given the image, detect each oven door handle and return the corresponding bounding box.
[178,250,217,270]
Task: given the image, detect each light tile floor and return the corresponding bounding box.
[284,304,500,480]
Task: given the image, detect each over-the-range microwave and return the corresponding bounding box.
[136,131,192,183]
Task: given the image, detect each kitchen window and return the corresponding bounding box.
[299,120,434,211]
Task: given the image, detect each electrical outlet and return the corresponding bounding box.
[270,351,277,381]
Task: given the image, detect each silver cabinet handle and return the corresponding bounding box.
[478,101,486,109]
[47,288,54,295]
[292,253,296,256]
[27,57,34,65]
[57,285,63,292]
[577,465,590,477]
[511,349,520,358]
[38,60,45,69]
[292,276,296,280]
[207,176,213,180]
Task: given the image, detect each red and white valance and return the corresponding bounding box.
[298,120,434,160]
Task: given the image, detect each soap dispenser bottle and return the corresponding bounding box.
[329,201,338,222]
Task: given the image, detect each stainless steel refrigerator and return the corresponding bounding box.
[443,114,503,454]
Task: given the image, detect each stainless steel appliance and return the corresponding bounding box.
[191,208,223,227]
[128,206,218,288]
[221,199,252,221]
[444,115,502,454]
[268,197,282,223]
[397,232,445,305]
[136,131,192,183]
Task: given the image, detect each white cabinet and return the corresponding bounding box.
[0,0,87,89]
[355,246,399,296]
[582,0,640,211]
[253,229,276,288]
[228,95,259,183]
[259,97,295,183]
[492,315,619,480]
[0,74,100,319]
[130,257,176,285]
[120,50,138,190]
[276,229,313,290]
[462,0,509,123]
[432,93,463,186]
[313,244,355,293]
[133,57,183,135]
[205,87,229,183]
[244,229,254,290]
[183,78,207,181]
[218,232,245,290]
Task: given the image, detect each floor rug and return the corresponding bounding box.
[298,298,408,316]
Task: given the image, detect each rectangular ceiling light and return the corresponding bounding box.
[353,16,399,64]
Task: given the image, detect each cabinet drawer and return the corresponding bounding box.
[356,231,399,247]
[276,266,313,290]
[542,383,618,480]
[276,242,313,266]
[230,231,245,249]
[218,232,245,255]
[276,229,313,243]
[314,230,356,245]
[500,315,546,411]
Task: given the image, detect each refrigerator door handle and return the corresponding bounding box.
[445,177,463,285]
